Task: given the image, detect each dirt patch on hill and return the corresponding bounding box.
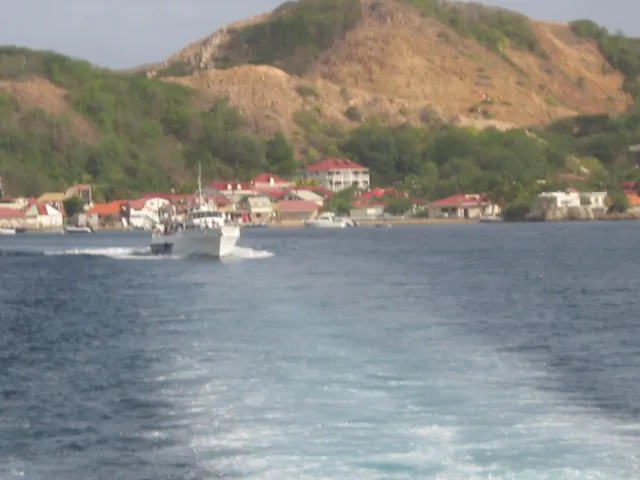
[0,78,97,142]
[158,0,631,136]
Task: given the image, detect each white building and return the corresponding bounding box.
[127,196,172,229]
[535,191,582,209]
[251,173,290,189]
[23,203,63,229]
[284,189,325,206]
[302,158,370,192]
[535,190,607,212]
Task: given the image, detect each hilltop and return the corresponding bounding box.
[145,0,634,139]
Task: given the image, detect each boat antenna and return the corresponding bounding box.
[197,162,204,206]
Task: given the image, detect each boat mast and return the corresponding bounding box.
[197,162,205,206]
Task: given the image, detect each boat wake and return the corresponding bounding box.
[41,245,273,261]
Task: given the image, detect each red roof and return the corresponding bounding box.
[138,193,174,201]
[210,181,253,191]
[253,187,287,198]
[89,201,125,216]
[360,187,408,200]
[430,194,489,208]
[128,199,146,209]
[252,173,289,185]
[0,207,25,219]
[277,200,319,212]
[351,200,386,208]
[292,185,333,197]
[305,158,367,172]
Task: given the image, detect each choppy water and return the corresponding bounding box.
[1,223,639,479]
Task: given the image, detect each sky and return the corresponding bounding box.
[1,0,639,69]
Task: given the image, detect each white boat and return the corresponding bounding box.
[0,227,16,235]
[149,164,240,258]
[64,225,93,233]
[479,215,503,223]
[304,212,349,228]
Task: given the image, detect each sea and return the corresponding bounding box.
[0,222,639,480]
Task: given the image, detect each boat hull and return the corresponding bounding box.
[149,226,240,258]
[65,226,93,233]
[303,221,346,228]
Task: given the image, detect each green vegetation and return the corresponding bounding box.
[295,83,320,99]
[2,45,640,220]
[0,47,297,198]
[62,196,84,217]
[570,20,640,97]
[344,105,362,122]
[216,0,363,75]
[399,0,546,59]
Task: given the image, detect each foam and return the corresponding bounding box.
[41,245,274,261]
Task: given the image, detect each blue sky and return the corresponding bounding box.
[1,0,638,68]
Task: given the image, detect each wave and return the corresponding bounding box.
[28,245,275,261]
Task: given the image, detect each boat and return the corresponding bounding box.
[64,225,93,233]
[479,215,503,223]
[0,227,16,235]
[304,212,350,228]
[149,164,240,257]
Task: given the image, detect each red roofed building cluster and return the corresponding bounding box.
[302,158,370,192]
[427,194,500,219]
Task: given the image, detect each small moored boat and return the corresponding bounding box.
[64,225,93,233]
[304,212,349,228]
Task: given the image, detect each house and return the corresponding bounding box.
[133,196,171,214]
[578,191,607,215]
[0,207,25,228]
[37,192,67,213]
[23,203,63,230]
[251,173,290,189]
[0,197,32,210]
[241,196,273,221]
[534,190,581,210]
[284,188,325,205]
[534,190,607,213]
[428,194,500,219]
[207,181,255,198]
[64,184,93,206]
[252,187,288,200]
[627,191,640,214]
[350,201,385,219]
[127,198,167,229]
[88,201,128,227]
[302,157,370,192]
[275,200,319,221]
[622,181,637,195]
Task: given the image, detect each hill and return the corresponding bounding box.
[1,0,640,215]
[146,0,634,141]
[0,47,297,197]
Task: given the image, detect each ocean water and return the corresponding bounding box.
[0,223,639,479]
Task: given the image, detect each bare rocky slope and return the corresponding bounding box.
[145,0,632,137]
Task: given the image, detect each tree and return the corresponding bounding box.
[384,197,412,216]
[63,196,85,217]
[266,131,297,175]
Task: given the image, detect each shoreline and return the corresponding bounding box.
[61,214,640,232]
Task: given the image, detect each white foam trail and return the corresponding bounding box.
[43,247,170,260]
[43,245,274,261]
[225,246,274,261]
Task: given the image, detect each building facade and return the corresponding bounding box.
[302,158,370,192]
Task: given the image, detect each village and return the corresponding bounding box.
[0,157,639,231]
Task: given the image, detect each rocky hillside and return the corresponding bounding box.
[146,0,634,137]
